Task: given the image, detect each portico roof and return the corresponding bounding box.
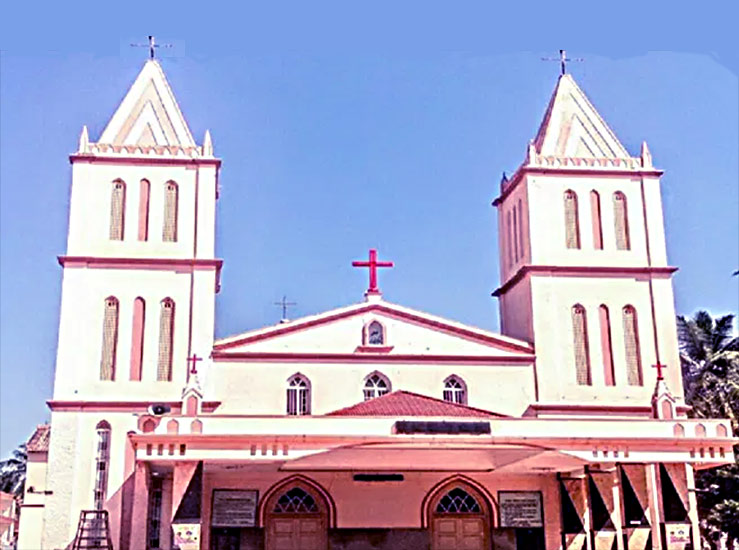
[326,391,507,418]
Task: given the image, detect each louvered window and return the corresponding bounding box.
[572,305,592,385]
[93,422,111,510]
[599,305,615,386]
[157,298,175,381]
[130,298,145,381]
[613,192,630,250]
[363,373,390,400]
[100,297,119,381]
[506,211,513,267]
[163,181,178,242]
[512,206,519,262]
[109,181,126,240]
[590,190,603,250]
[622,306,643,385]
[443,376,467,404]
[286,375,311,416]
[517,199,525,259]
[138,179,150,241]
[564,190,580,249]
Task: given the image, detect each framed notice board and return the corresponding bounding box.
[211,490,259,528]
[498,491,544,528]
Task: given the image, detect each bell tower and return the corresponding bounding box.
[493,74,684,414]
[53,59,222,402]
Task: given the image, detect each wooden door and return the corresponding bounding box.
[265,485,328,550]
[430,485,490,550]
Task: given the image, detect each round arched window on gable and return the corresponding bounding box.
[363,372,391,401]
[443,376,467,405]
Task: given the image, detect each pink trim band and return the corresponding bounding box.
[47,400,221,412]
[212,351,535,364]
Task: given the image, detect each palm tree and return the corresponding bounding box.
[0,444,27,497]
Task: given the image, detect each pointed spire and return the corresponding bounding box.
[203,130,213,156]
[78,125,89,153]
[641,141,653,168]
[500,172,509,186]
[651,368,676,419]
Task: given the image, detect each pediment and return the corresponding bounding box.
[214,300,534,359]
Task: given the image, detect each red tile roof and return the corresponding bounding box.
[326,391,506,418]
[26,424,50,452]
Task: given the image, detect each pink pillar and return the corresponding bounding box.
[685,464,701,549]
[128,462,150,550]
[646,464,663,550]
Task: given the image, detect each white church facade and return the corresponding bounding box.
[16,58,736,550]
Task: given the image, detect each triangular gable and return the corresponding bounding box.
[214,300,534,356]
[325,390,506,417]
[98,60,195,147]
[533,74,630,159]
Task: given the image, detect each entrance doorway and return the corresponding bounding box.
[264,483,328,550]
[429,484,491,550]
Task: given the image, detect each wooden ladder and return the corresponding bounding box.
[72,510,114,550]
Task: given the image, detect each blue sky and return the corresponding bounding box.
[1,7,738,456]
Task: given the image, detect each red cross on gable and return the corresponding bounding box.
[653,362,667,380]
[352,249,394,295]
[187,353,203,375]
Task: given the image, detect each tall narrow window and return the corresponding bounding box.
[100,297,119,381]
[599,305,615,386]
[146,477,163,549]
[157,298,175,381]
[506,211,513,267]
[162,181,178,242]
[622,306,643,386]
[138,179,150,241]
[443,376,467,404]
[363,372,390,400]
[286,374,311,416]
[613,192,630,250]
[130,298,145,381]
[572,304,592,385]
[512,206,519,262]
[590,190,603,250]
[109,180,126,240]
[517,199,525,259]
[93,421,111,510]
[564,190,581,249]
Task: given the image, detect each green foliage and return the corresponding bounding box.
[677,311,739,548]
[0,444,27,497]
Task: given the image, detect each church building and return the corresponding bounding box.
[16,55,736,550]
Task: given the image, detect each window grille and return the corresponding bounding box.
[163,182,178,242]
[100,297,119,381]
[622,306,643,386]
[138,179,150,241]
[506,211,513,267]
[572,305,592,385]
[517,199,525,259]
[109,181,126,240]
[613,192,630,250]
[443,377,467,404]
[599,305,615,386]
[564,190,581,249]
[512,205,519,262]
[93,423,111,510]
[147,477,163,549]
[157,299,175,381]
[130,298,145,381]
[273,487,319,513]
[590,190,603,250]
[435,488,482,514]
[363,373,390,400]
[286,375,311,415]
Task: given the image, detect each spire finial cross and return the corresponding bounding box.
[187,353,203,375]
[352,249,394,295]
[541,50,584,75]
[274,295,297,321]
[653,362,667,381]
[130,36,172,60]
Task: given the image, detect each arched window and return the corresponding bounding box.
[512,205,519,262]
[517,199,525,259]
[130,298,145,381]
[100,297,119,381]
[273,487,319,513]
[286,374,311,416]
[109,180,126,240]
[138,179,150,241]
[157,298,175,381]
[363,372,391,400]
[599,305,615,386]
[162,181,178,242]
[564,190,581,249]
[506,211,513,267]
[93,421,111,510]
[613,192,630,250]
[622,306,643,386]
[590,190,603,250]
[572,304,591,385]
[365,320,385,345]
[435,487,482,514]
[443,376,467,405]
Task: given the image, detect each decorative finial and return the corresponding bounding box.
[352,249,394,298]
[203,130,213,156]
[541,50,583,76]
[500,172,509,186]
[526,141,537,165]
[274,295,297,323]
[641,141,653,168]
[130,35,172,60]
[78,125,89,153]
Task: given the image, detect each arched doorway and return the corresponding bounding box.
[429,483,491,550]
[264,482,328,550]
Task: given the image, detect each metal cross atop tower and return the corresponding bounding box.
[542,50,583,75]
[131,36,172,60]
[352,249,394,295]
[653,362,667,381]
[274,295,297,321]
[187,353,203,375]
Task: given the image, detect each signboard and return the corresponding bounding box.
[498,491,543,528]
[665,523,692,550]
[211,490,258,527]
[172,523,200,550]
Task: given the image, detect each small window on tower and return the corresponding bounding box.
[365,321,385,346]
